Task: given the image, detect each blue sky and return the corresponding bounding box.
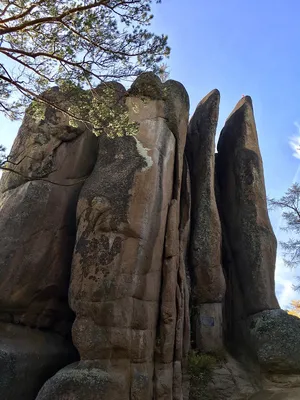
[1,0,300,307]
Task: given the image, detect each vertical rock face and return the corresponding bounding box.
[0,88,97,399]
[186,89,225,352]
[154,80,190,400]
[0,88,98,332]
[216,96,279,316]
[2,77,298,400]
[71,78,175,400]
[37,73,190,400]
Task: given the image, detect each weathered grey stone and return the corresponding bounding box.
[128,72,165,100]
[36,361,130,400]
[0,322,77,400]
[247,309,300,373]
[216,96,279,315]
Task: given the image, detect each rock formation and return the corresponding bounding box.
[186,89,225,353]
[0,87,98,399]
[36,74,191,400]
[216,96,279,317]
[1,73,300,400]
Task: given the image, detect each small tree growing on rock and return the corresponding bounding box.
[269,183,300,290]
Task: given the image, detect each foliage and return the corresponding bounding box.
[0,144,5,164]
[188,350,219,400]
[0,0,170,122]
[157,62,169,82]
[0,82,140,177]
[288,300,300,318]
[269,183,300,289]
[0,1,170,175]
[75,85,138,138]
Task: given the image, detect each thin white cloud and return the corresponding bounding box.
[289,122,300,159]
[275,255,299,309]
[276,276,294,310]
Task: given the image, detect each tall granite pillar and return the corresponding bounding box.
[0,88,98,399]
[186,90,225,352]
[37,73,190,400]
[216,96,279,317]
[215,96,300,374]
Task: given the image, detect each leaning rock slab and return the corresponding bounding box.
[247,309,300,373]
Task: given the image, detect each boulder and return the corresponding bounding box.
[247,309,300,373]
[0,322,77,400]
[37,361,131,400]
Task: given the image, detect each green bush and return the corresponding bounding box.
[188,351,217,375]
[188,350,225,400]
